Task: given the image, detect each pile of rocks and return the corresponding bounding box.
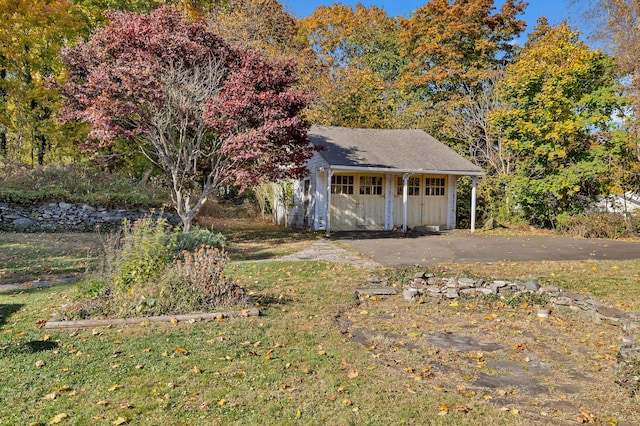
[399,271,640,396]
[0,202,180,232]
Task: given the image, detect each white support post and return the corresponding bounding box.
[326,170,333,235]
[402,173,410,233]
[471,177,478,232]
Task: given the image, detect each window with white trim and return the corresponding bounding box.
[396,177,420,196]
[359,176,383,195]
[331,175,354,194]
[425,177,446,196]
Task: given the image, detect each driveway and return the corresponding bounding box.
[331,231,640,266]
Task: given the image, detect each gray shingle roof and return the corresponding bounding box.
[308,125,483,175]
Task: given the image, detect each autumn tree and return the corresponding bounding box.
[399,0,526,144]
[0,0,84,165]
[207,0,305,58]
[59,7,312,232]
[490,20,629,226]
[298,3,406,128]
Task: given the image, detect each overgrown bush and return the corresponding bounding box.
[558,212,638,239]
[0,163,168,207]
[111,218,175,292]
[174,227,226,252]
[62,218,248,319]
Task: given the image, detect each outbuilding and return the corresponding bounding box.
[287,125,484,233]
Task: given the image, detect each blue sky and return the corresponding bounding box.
[282,0,583,42]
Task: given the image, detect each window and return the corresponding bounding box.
[359,176,383,195]
[425,177,446,196]
[331,175,354,194]
[396,177,420,196]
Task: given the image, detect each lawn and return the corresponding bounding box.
[1,219,640,424]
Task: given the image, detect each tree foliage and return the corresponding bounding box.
[59,6,312,231]
[0,0,85,165]
[490,20,629,225]
[297,3,406,128]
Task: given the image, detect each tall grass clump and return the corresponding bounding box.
[557,211,638,239]
[63,218,246,319]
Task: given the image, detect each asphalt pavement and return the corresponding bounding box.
[330,231,640,266]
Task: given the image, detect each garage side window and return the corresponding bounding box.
[360,176,383,195]
[425,177,446,196]
[331,175,354,194]
[396,177,420,196]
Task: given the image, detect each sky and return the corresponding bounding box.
[282,0,583,43]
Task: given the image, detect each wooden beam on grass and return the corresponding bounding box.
[45,308,260,329]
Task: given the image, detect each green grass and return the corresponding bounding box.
[0,261,519,425]
[0,233,101,285]
[2,228,640,424]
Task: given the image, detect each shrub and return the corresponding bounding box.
[174,227,226,253]
[62,218,248,319]
[111,218,175,292]
[558,212,638,239]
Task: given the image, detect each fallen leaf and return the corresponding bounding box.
[265,349,274,360]
[108,384,122,392]
[217,399,225,406]
[96,400,109,406]
[43,334,51,342]
[342,399,352,406]
[174,347,189,355]
[43,392,57,401]
[48,413,68,424]
[112,416,128,425]
[347,369,358,379]
[35,360,45,368]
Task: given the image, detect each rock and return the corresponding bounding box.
[426,286,442,294]
[58,202,73,210]
[539,286,561,296]
[521,281,540,292]
[482,217,501,230]
[444,278,458,288]
[12,218,33,229]
[457,278,477,289]
[403,287,420,301]
[596,305,627,320]
[445,287,459,299]
[355,287,398,297]
[563,291,588,302]
[554,296,572,306]
[489,282,507,294]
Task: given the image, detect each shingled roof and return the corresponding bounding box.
[308,125,483,175]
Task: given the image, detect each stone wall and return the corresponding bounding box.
[0,202,180,232]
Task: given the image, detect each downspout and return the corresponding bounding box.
[402,173,411,233]
[471,177,478,232]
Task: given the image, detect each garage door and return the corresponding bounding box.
[393,175,448,228]
[330,174,385,231]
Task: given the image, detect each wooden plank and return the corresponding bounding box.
[45,308,260,329]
